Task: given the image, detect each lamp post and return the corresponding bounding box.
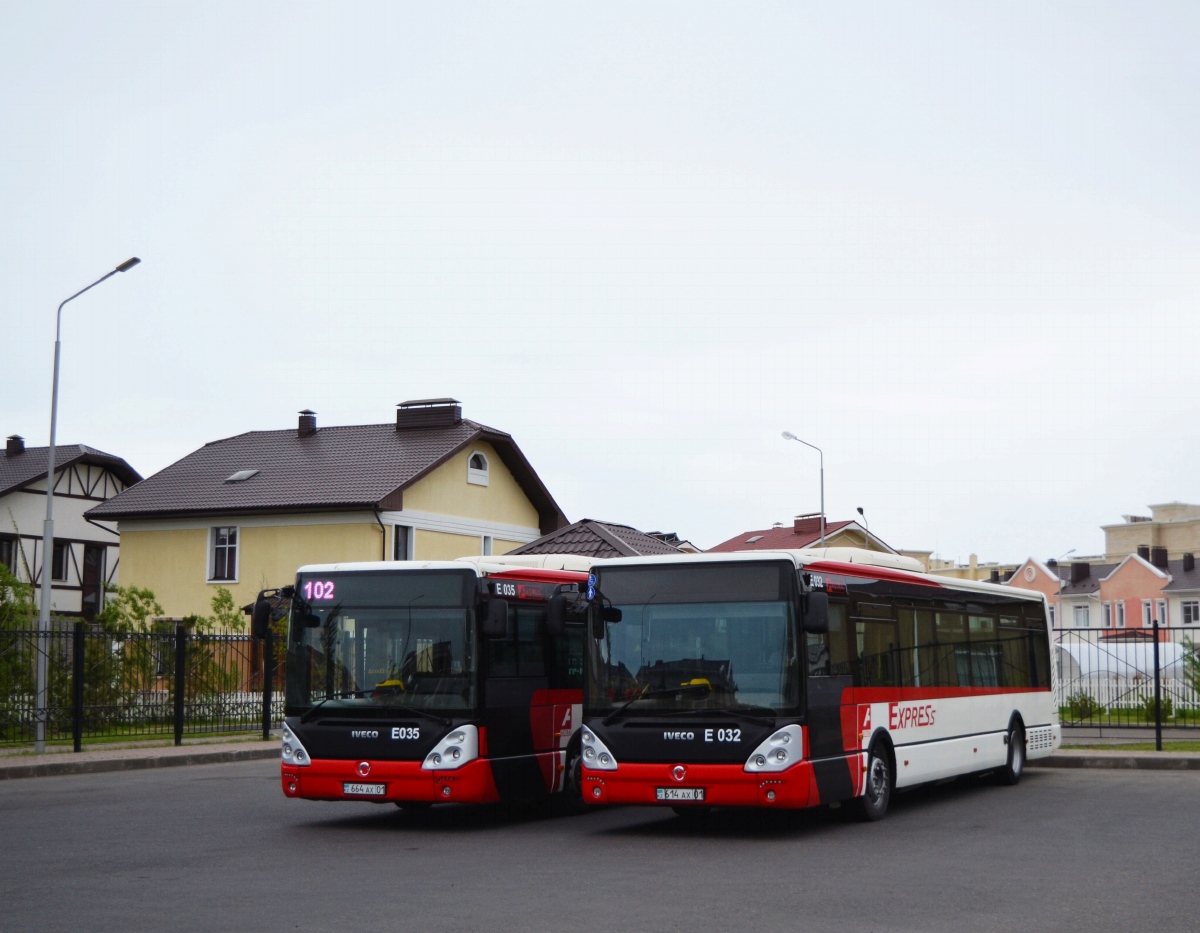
[781,431,824,546]
[35,257,141,752]
[857,506,868,532]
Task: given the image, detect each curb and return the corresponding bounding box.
[0,746,279,781]
[1030,753,1200,771]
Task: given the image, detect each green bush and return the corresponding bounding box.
[1137,693,1174,722]
[1065,691,1102,719]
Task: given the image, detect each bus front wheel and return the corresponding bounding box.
[848,741,892,822]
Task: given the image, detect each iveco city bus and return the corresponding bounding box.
[579,548,1059,819]
[270,555,592,809]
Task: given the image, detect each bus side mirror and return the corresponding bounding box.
[802,591,829,634]
[546,594,568,636]
[483,598,508,637]
[590,605,621,639]
[251,598,272,639]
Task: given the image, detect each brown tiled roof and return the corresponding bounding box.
[1163,558,1200,592]
[86,420,566,533]
[507,519,683,559]
[1,444,141,498]
[707,518,860,553]
[1058,563,1120,595]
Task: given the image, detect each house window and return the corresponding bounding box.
[482,535,493,557]
[1102,602,1112,628]
[1048,605,1056,627]
[467,451,489,486]
[1142,600,1154,627]
[1156,599,1167,625]
[1183,601,1200,625]
[0,536,15,572]
[393,525,414,561]
[1116,601,1126,628]
[51,542,69,582]
[210,527,238,581]
[1073,605,1090,628]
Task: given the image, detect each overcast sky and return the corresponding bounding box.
[4,3,1198,562]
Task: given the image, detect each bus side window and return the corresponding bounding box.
[853,604,899,688]
[516,607,546,677]
[934,611,967,687]
[807,601,849,677]
[486,606,518,677]
[911,610,937,687]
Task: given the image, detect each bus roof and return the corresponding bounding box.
[591,547,1045,603]
[296,553,594,579]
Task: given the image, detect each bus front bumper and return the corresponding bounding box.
[280,758,500,804]
[581,760,818,809]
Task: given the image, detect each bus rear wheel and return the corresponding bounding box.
[995,724,1025,786]
[848,742,892,822]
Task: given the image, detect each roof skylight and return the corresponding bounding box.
[224,469,259,483]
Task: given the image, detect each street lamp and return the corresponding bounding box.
[781,431,824,546]
[35,257,141,752]
[857,506,869,532]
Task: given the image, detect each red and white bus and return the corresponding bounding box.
[273,555,592,809]
[580,549,1060,819]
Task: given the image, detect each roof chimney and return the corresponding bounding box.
[396,398,462,430]
[1151,546,1169,569]
[6,435,24,457]
[1137,545,1151,561]
[1185,553,1196,573]
[1070,562,1090,585]
[1046,558,1058,572]
[298,409,317,437]
[989,569,1000,583]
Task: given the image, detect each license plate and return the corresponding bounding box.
[656,787,705,802]
[343,782,386,796]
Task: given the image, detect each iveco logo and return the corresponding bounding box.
[672,765,687,782]
[351,730,379,739]
[663,731,695,741]
[358,761,371,777]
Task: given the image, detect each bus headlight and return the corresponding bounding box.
[422,725,479,771]
[281,722,312,768]
[581,728,618,771]
[744,725,804,773]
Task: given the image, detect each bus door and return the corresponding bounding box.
[805,599,857,801]
[482,601,552,799]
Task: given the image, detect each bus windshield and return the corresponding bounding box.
[286,569,477,714]
[588,561,799,715]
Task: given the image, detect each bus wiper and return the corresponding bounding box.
[368,687,451,728]
[300,690,368,723]
[603,683,711,725]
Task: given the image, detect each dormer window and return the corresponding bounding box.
[467,451,489,486]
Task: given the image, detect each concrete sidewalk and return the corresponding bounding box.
[1029,749,1200,771]
[0,738,279,780]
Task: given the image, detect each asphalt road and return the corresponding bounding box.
[1,762,1197,932]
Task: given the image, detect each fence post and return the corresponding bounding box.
[262,626,274,742]
[174,622,187,747]
[1153,620,1162,752]
[73,621,85,753]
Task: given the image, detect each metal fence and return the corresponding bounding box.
[0,623,283,750]
[1054,625,1200,736]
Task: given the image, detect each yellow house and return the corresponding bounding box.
[87,400,567,619]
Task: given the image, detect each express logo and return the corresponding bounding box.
[888,703,936,730]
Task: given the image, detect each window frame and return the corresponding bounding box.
[1073,604,1090,629]
[392,524,415,561]
[1156,599,1167,625]
[1102,601,1112,628]
[1183,601,1200,626]
[1142,600,1154,628]
[209,525,239,583]
[481,535,493,557]
[1116,600,1126,628]
[51,541,70,582]
[466,450,489,486]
